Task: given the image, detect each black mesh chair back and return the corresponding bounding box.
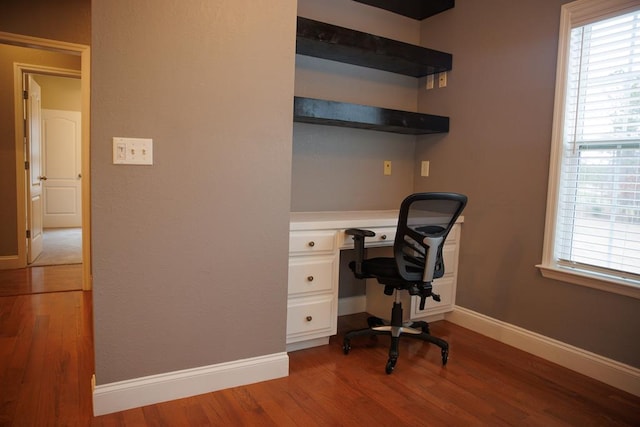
[395,193,467,284]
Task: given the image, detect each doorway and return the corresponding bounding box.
[24,73,83,267]
[0,31,92,290]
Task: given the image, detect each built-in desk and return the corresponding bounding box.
[287,211,463,352]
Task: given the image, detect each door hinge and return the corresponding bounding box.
[26,230,31,239]
[25,161,29,170]
[23,90,28,100]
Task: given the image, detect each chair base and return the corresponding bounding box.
[343,302,449,374]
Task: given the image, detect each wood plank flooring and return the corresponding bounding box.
[0,265,82,297]
[1,266,638,425]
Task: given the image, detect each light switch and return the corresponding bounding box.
[426,74,435,90]
[113,137,153,165]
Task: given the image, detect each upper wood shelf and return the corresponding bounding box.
[293,96,449,135]
[296,17,452,77]
[353,0,455,20]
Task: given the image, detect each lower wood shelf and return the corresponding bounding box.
[293,96,449,135]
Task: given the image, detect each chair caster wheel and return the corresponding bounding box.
[343,340,351,355]
[441,348,449,365]
[385,358,396,374]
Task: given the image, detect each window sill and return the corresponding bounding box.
[536,264,640,300]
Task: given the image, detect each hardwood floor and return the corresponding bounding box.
[0,265,82,297]
[1,267,638,426]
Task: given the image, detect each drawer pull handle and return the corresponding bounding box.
[308,241,315,247]
[306,316,313,322]
[380,234,387,240]
[307,276,314,282]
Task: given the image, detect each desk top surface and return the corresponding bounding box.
[290,210,464,231]
[290,210,398,231]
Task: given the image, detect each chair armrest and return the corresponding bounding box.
[345,228,375,237]
[422,235,444,283]
[345,228,375,277]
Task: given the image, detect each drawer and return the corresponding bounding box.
[411,276,455,317]
[288,256,336,296]
[287,296,334,336]
[440,244,457,278]
[339,227,396,249]
[445,223,460,244]
[289,231,336,254]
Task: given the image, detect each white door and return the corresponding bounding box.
[25,75,44,264]
[42,109,82,228]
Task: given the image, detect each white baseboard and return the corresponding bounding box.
[338,295,366,316]
[0,255,22,270]
[446,306,640,397]
[93,352,289,416]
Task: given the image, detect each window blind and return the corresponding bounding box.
[556,9,640,279]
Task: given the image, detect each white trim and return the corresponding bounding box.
[537,264,640,300]
[446,306,640,397]
[92,352,289,416]
[286,337,330,352]
[563,0,640,27]
[0,255,22,270]
[539,0,640,299]
[338,295,367,316]
[12,63,81,269]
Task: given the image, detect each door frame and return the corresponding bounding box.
[2,31,92,290]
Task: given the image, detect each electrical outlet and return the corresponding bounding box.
[384,160,392,176]
[438,71,447,88]
[421,160,430,177]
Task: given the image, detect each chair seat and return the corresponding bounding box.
[361,257,399,278]
[349,258,430,296]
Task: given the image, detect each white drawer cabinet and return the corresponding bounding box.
[286,296,334,337]
[289,230,336,254]
[288,256,335,296]
[286,230,339,351]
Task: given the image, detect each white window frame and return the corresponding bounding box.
[538,0,640,300]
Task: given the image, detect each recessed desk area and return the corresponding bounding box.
[287,210,463,352]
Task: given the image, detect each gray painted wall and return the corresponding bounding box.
[0,0,90,45]
[91,0,296,383]
[416,0,640,367]
[3,0,637,387]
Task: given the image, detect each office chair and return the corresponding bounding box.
[342,192,467,374]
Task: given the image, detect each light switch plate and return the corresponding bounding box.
[113,137,153,165]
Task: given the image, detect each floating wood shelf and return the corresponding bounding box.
[296,17,452,77]
[293,97,449,135]
[353,0,455,20]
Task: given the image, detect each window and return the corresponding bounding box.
[539,0,640,299]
